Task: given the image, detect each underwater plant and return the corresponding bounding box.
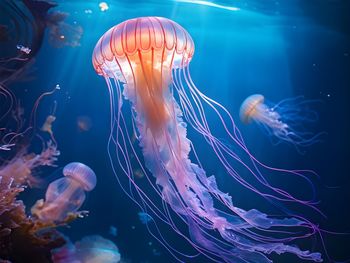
[240,94,323,150]
[0,82,94,262]
[92,17,324,262]
[0,141,65,263]
[0,96,63,262]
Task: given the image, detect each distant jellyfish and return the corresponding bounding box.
[99,2,109,12]
[138,212,152,224]
[240,94,323,149]
[108,225,118,237]
[31,162,96,222]
[133,168,144,179]
[77,115,92,132]
[52,235,121,263]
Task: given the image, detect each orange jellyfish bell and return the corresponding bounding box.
[92,17,194,132]
[92,17,195,78]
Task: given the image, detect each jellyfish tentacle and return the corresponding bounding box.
[174,68,314,206]
[105,76,213,260]
[120,75,322,261]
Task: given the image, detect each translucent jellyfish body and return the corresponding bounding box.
[31,162,96,222]
[240,94,322,149]
[92,17,323,262]
[138,211,152,224]
[52,235,121,263]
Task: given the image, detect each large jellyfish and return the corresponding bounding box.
[92,17,323,262]
[31,162,97,222]
[240,94,323,149]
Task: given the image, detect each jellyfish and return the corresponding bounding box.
[240,94,323,149]
[109,225,118,237]
[99,2,109,12]
[52,235,121,263]
[92,17,323,262]
[138,211,152,225]
[77,115,92,132]
[31,162,96,222]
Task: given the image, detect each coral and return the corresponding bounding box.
[0,98,77,262]
[0,141,66,262]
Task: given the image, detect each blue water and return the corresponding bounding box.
[4,0,350,262]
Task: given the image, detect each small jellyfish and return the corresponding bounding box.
[240,94,323,149]
[99,2,109,12]
[77,115,92,132]
[31,162,96,222]
[138,212,152,224]
[133,168,144,179]
[108,225,118,237]
[52,235,121,263]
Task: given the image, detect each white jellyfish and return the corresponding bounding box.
[31,162,96,222]
[51,235,121,263]
[240,94,323,149]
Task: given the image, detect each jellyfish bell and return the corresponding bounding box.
[93,17,194,133]
[63,162,97,191]
[239,94,265,124]
[93,17,323,262]
[31,162,96,222]
[92,17,194,77]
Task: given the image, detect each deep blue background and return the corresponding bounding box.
[10,1,350,262]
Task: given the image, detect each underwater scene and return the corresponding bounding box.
[0,0,349,262]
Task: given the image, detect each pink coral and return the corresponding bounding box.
[0,141,59,187]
